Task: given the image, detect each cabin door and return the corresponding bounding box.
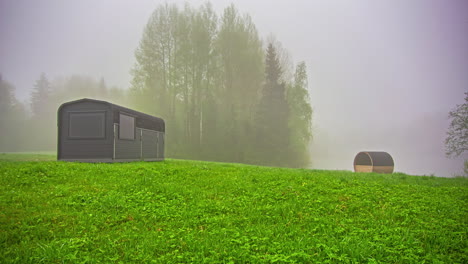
[141,129,158,160]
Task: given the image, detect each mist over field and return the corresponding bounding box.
[1,0,467,176]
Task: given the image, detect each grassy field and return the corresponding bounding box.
[0,153,467,263]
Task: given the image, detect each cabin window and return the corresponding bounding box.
[69,111,106,139]
[119,113,135,140]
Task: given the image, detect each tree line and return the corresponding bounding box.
[131,3,312,167]
[0,2,313,168]
[0,74,128,151]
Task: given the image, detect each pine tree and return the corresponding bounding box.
[31,73,51,117]
[287,62,313,167]
[0,74,16,150]
[0,75,27,151]
[28,73,55,150]
[255,43,289,166]
[0,74,15,115]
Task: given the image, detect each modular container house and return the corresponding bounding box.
[353,151,394,173]
[58,98,165,162]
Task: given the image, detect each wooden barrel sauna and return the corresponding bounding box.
[354,151,394,173]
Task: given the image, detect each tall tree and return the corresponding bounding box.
[184,3,218,157]
[28,73,55,150]
[132,3,183,156]
[132,4,170,116]
[255,43,289,166]
[266,35,293,83]
[216,4,264,162]
[287,62,313,167]
[0,75,27,151]
[0,74,15,115]
[31,73,51,118]
[0,75,16,150]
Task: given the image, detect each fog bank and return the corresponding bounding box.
[1,0,467,176]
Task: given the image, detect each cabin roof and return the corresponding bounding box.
[355,151,394,166]
[59,98,165,132]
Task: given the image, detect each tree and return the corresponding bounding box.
[215,4,264,163]
[31,73,51,117]
[287,62,313,167]
[445,92,468,158]
[255,43,289,166]
[0,74,16,150]
[0,74,27,151]
[0,74,15,115]
[266,35,293,84]
[27,73,55,150]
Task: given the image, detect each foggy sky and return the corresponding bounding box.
[1,0,467,176]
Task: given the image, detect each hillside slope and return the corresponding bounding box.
[0,154,467,263]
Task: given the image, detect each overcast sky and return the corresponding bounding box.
[1,0,467,176]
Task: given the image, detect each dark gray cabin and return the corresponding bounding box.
[57,98,165,162]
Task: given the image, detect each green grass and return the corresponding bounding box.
[0,152,56,162]
[0,153,467,263]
